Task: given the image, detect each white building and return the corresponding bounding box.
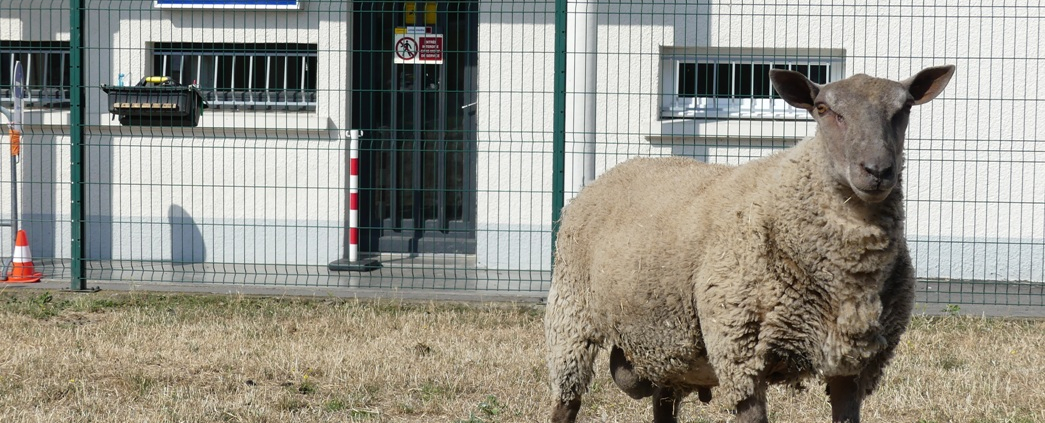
[2,1,1043,285]
[479,1,1045,284]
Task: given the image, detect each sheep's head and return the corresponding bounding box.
[769,65,955,203]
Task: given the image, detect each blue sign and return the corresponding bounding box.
[155,0,299,9]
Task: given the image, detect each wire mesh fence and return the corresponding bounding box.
[0,1,1042,307]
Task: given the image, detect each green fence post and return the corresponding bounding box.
[551,0,568,270]
[69,0,87,291]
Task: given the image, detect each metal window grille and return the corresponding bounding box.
[152,43,318,110]
[1,41,71,109]
[661,48,844,120]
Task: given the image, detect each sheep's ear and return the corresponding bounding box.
[769,69,820,112]
[904,65,956,105]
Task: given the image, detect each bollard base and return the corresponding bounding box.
[328,256,382,272]
[63,286,102,293]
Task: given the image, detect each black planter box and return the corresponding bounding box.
[102,77,208,127]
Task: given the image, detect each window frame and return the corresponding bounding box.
[660,47,846,120]
[1,40,72,109]
[152,42,318,111]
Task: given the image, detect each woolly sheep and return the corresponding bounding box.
[544,65,956,423]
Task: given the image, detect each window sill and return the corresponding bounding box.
[207,101,317,112]
[661,108,812,121]
[2,122,342,140]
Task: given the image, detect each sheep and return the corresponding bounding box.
[544,65,956,423]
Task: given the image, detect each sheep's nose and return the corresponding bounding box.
[863,163,894,184]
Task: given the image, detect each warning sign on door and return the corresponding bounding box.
[418,36,443,62]
[394,33,443,65]
[395,36,419,61]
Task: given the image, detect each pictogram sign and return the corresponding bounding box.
[395,36,418,61]
[393,29,444,65]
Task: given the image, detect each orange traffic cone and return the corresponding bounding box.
[6,230,42,283]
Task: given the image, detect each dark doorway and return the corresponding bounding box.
[353,1,478,254]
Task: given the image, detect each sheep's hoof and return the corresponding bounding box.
[652,387,682,423]
[734,395,769,423]
[550,398,581,423]
[609,346,654,399]
[697,386,712,403]
[827,376,863,423]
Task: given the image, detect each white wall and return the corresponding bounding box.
[477,1,1045,281]
[695,2,1045,282]
[6,1,1044,281]
[475,1,557,271]
[2,0,351,266]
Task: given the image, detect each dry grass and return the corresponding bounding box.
[0,289,1042,423]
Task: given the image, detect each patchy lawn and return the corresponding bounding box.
[0,289,1042,422]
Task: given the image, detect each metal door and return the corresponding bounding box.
[353,1,478,254]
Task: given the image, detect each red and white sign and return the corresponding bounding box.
[394,33,444,65]
[395,36,419,61]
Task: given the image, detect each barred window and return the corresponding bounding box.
[1,41,71,109]
[152,43,318,111]
[678,63,828,99]
[661,47,844,120]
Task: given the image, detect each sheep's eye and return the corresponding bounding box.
[815,104,829,115]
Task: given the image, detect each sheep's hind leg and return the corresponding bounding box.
[550,398,581,423]
[826,375,863,423]
[697,386,712,403]
[651,386,683,423]
[609,345,654,399]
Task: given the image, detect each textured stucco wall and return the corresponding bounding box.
[5,1,1044,280]
[1,1,350,266]
[476,1,1045,280]
[475,1,557,271]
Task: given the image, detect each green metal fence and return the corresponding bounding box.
[1,1,1043,308]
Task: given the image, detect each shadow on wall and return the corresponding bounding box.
[658,120,709,160]
[168,204,205,263]
[20,127,59,259]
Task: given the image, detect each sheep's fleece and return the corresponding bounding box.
[545,116,925,410]
[546,140,916,406]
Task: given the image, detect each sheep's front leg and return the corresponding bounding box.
[734,392,768,423]
[827,375,863,423]
[651,386,682,423]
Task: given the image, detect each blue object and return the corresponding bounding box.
[156,0,297,6]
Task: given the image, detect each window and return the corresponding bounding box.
[661,47,845,120]
[1,41,71,109]
[152,43,318,111]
